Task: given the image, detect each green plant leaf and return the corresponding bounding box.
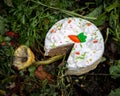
[109,65,120,79]
[0,35,3,43]
[86,5,103,17]
[0,16,9,35]
[4,36,11,42]
[93,14,107,26]
[95,0,103,5]
[109,88,120,96]
[28,66,36,77]
[105,0,120,12]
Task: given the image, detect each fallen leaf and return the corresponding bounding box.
[34,66,54,82]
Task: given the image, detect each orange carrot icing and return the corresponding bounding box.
[68,35,80,43]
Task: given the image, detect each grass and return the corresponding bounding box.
[0,0,120,96]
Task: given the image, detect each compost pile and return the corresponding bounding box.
[0,0,120,96]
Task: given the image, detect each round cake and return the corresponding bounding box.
[44,17,104,75]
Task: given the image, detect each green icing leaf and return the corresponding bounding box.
[77,32,87,42]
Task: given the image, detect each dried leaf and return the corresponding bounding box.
[34,66,54,82]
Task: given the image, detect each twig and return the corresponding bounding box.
[85,73,111,76]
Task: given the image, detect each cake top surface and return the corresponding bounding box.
[44,17,104,70]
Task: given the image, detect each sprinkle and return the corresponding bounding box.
[68,19,72,23]
[87,23,92,26]
[89,58,92,61]
[75,52,80,55]
[50,29,55,33]
[93,40,98,43]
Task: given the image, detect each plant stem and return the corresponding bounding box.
[31,0,97,20]
[34,55,64,66]
[105,28,109,44]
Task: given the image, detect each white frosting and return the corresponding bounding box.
[44,17,104,70]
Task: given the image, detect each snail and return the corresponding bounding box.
[12,45,64,70]
[13,17,104,76]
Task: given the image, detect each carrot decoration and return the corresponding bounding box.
[68,35,80,43]
[77,32,87,42]
[68,32,87,43]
